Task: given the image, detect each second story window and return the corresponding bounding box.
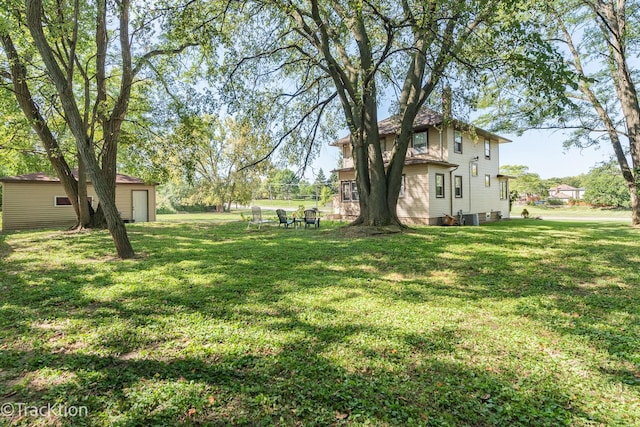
[454,131,462,153]
[412,132,428,154]
[484,139,491,159]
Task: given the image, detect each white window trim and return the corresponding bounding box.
[399,174,406,198]
[54,196,93,207]
[454,175,463,198]
[436,173,445,198]
[412,132,428,154]
[454,131,463,154]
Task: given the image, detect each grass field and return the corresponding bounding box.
[511,204,631,219]
[0,218,639,426]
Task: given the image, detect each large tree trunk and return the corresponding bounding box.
[578,1,640,226]
[26,0,135,259]
[77,154,92,228]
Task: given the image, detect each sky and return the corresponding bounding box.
[306,125,616,181]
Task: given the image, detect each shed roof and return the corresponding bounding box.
[0,172,150,184]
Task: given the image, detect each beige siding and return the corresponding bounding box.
[115,185,157,222]
[1,182,156,231]
[444,130,508,219]
[1,182,78,231]
[332,125,510,224]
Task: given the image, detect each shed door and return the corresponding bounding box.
[132,190,148,223]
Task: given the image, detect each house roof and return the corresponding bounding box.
[332,108,512,145]
[551,184,584,191]
[0,171,151,184]
[333,158,458,173]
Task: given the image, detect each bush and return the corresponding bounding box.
[157,206,176,214]
[547,198,565,206]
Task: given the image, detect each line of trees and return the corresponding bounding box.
[503,161,632,208]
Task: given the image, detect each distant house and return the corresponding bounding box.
[548,184,585,203]
[332,108,512,225]
[1,172,156,231]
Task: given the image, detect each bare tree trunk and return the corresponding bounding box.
[77,153,91,228]
[568,2,640,225]
[26,0,135,259]
[630,185,640,225]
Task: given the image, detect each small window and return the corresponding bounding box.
[412,132,428,154]
[55,196,72,206]
[500,180,509,200]
[454,131,462,153]
[54,196,93,207]
[471,162,478,177]
[343,145,351,158]
[454,175,463,198]
[399,174,406,198]
[484,139,491,159]
[435,173,445,198]
[351,181,359,201]
[485,174,491,187]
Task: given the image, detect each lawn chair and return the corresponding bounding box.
[303,209,320,229]
[276,209,294,228]
[247,206,271,230]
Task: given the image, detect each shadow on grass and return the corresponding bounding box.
[0,219,638,425]
[0,232,13,259]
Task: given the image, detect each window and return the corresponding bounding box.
[471,162,478,177]
[484,139,491,159]
[54,196,93,207]
[435,173,445,198]
[399,174,406,198]
[351,181,359,201]
[500,180,509,200]
[485,174,491,187]
[341,181,359,201]
[454,175,463,198]
[412,132,428,154]
[341,182,351,201]
[454,131,462,153]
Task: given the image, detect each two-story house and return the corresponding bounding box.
[333,108,512,225]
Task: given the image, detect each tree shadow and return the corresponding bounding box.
[0,220,638,425]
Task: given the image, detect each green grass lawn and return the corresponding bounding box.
[0,218,639,426]
[511,204,631,219]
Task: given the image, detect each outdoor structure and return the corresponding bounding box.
[1,172,156,231]
[548,184,585,203]
[333,108,512,225]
